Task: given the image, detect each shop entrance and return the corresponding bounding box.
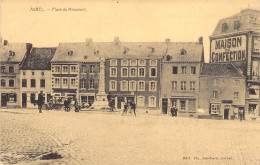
[117,97,124,109]
[249,104,257,115]
[22,93,27,108]
[224,105,230,120]
[162,98,168,114]
[1,93,8,107]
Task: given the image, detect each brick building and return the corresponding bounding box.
[210,9,260,118]
[0,40,32,108]
[199,63,246,119]
[20,48,56,108]
[161,38,204,115]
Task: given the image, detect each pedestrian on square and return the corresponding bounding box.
[122,102,128,116]
[174,107,178,117]
[239,109,243,122]
[131,100,136,116]
[74,98,79,112]
[37,91,44,113]
[170,106,175,117]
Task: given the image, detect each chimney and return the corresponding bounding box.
[199,37,203,45]
[114,37,120,45]
[26,43,33,52]
[86,38,93,47]
[4,40,8,45]
[165,38,170,45]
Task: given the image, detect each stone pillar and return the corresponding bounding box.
[91,58,109,109]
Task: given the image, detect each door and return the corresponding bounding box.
[117,97,124,109]
[1,93,8,107]
[224,109,229,120]
[22,93,27,108]
[162,98,168,114]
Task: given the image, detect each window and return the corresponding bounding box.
[110,59,117,66]
[191,66,196,75]
[172,81,177,90]
[81,65,87,73]
[9,51,15,57]
[71,79,76,87]
[130,68,136,77]
[166,55,172,61]
[234,92,239,99]
[67,51,73,55]
[121,81,128,91]
[180,49,186,55]
[22,79,27,87]
[190,81,195,91]
[138,68,145,77]
[32,71,34,75]
[1,79,6,87]
[121,60,128,66]
[121,68,128,77]
[149,81,157,91]
[55,78,60,87]
[181,66,187,74]
[150,60,157,66]
[41,72,44,76]
[89,80,95,89]
[172,66,178,74]
[138,81,145,91]
[213,91,218,98]
[234,20,240,30]
[9,66,14,73]
[62,78,68,87]
[137,96,145,107]
[31,79,36,87]
[40,79,45,88]
[55,66,60,73]
[181,81,186,90]
[23,71,26,75]
[8,80,14,87]
[8,93,16,102]
[110,80,117,91]
[130,60,137,66]
[222,23,228,32]
[180,101,186,111]
[138,60,145,66]
[63,66,68,73]
[148,96,156,107]
[150,67,157,77]
[110,67,117,77]
[211,104,220,114]
[129,81,136,91]
[31,93,36,103]
[1,66,6,73]
[71,66,77,72]
[90,65,95,73]
[80,79,86,88]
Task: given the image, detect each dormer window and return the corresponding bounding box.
[67,51,73,56]
[166,55,172,61]
[180,49,186,55]
[84,56,87,59]
[9,51,15,57]
[94,50,99,55]
[222,23,228,32]
[234,20,240,30]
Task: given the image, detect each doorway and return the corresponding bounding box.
[1,93,8,107]
[117,97,124,109]
[162,98,168,114]
[22,93,27,108]
[224,105,230,120]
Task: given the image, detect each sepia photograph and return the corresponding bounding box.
[0,0,260,164]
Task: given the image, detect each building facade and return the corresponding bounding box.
[20,48,56,108]
[210,9,260,118]
[0,40,32,108]
[199,63,246,119]
[161,38,204,115]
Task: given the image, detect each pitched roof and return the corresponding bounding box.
[21,48,56,70]
[200,63,245,78]
[163,42,204,62]
[0,43,31,62]
[210,9,260,37]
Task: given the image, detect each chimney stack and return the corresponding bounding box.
[86,38,93,47]
[199,37,203,45]
[4,40,8,45]
[165,38,170,45]
[114,37,120,45]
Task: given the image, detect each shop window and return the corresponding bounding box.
[211,104,220,114]
[8,93,17,102]
[180,101,186,111]
[172,66,178,74]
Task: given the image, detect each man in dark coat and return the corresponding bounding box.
[170,106,175,117]
[131,100,136,116]
[37,91,44,113]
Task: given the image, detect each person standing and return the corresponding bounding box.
[239,109,243,122]
[37,91,44,113]
[122,102,128,116]
[170,106,175,117]
[74,98,79,112]
[131,100,136,116]
[174,107,178,117]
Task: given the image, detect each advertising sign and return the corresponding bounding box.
[211,35,247,62]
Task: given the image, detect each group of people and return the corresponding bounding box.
[122,100,136,116]
[170,106,178,117]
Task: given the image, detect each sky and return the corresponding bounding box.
[1,0,260,62]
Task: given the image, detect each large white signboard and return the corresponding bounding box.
[211,35,247,62]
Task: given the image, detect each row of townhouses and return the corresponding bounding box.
[0,9,259,120]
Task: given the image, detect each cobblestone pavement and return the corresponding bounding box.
[1,109,260,165]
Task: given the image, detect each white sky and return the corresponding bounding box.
[1,0,260,62]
